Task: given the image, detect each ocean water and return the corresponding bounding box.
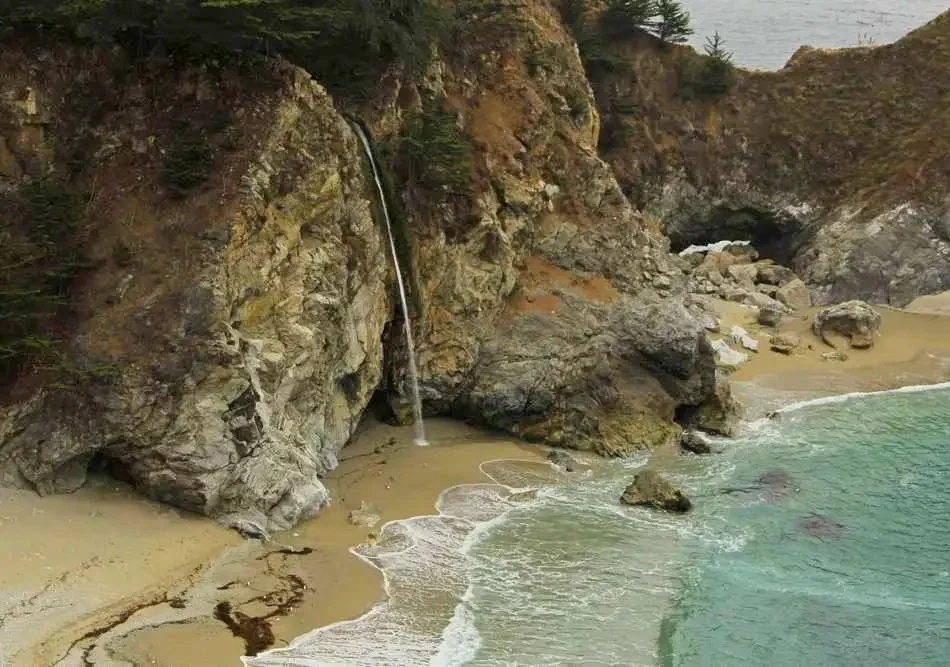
[684,0,947,69]
[250,384,950,666]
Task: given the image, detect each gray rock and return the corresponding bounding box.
[680,430,713,455]
[690,375,743,437]
[757,306,784,327]
[456,295,717,457]
[756,263,798,286]
[746,291,789,313]
[620,469,691,512]
[776,278,812,311]
[727,264,758,288]
[547,449,578,472]
[813,301,882,348]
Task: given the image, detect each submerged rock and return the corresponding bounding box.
[620,470,692,513]
[348,501,381,528]
[813,301,882,348]
[680,430,713,455]
[547,450,578,472]
[800,513,845,539]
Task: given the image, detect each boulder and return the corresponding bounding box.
[723,244,759,264]
[680,430,713,455]
[620,469,692,512]
[757,306,784,327]
[813,301,882,348]
[745,291,789,313]
[727,263,758,288]
[730,325,759,352]
[775,278,812,311]
[547,450,578,472]
[690,375,743,436]
[769,332,801,355]
[756,263,798,286]
[711,338,748,367]
[756,283,779,297]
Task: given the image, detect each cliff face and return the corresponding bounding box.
[0,1,724,531]
[0,48,391,531]
[592,11,950,306]
[362,0,719,454]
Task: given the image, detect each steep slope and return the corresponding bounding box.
[0,0,725,531]
[0,47,391,531]
[589,10,950,306]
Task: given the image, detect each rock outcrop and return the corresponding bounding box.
[0,3,724,530]
[813,301,882,348]
[0,54,389,532]
[591,10,950,307]
[620,469,691,512]
[680,430,712,455]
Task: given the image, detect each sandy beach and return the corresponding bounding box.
[711,299,950,416]
[3,299,949,666]
[1,419,541,666]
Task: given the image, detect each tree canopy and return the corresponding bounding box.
[0,0,453,91]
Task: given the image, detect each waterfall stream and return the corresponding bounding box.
[353,123,428,446]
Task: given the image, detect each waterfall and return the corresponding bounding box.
[352,123,428,446]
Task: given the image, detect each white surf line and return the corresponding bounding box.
[244,458,549,666]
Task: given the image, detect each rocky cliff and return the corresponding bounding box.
[4,3,942,531]
[589,10,950,306]
[0,1,724,532]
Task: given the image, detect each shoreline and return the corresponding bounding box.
[1,419,544,666]
[3,301,949,666]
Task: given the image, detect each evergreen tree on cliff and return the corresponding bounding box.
[654,0,692,44]
[600,0,656,38]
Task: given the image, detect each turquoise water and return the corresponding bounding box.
[250,386,950,666]
[661,387,950,667]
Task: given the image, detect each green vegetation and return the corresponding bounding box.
[677,31,735,98]
[601,0,655,38]
[654,0,693,44]
[0,0,454,94]
[0,176,87,380]
[162,132,214,197]
[391,109,473,197]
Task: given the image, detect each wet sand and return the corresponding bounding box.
[1,419,541,666]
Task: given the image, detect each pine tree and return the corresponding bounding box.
[654,0,692,44]
[704,31,733,63]
[601,0,657,38]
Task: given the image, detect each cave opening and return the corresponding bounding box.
[667,206,803,267]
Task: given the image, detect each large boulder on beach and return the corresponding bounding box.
[813,301,882,348]
[620,470,692,512]
[775,279,812,311]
